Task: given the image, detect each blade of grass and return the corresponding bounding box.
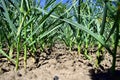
[61,18,113,54]
[1,0,17,34]
[23,3,61,45]
[0,49,15,64]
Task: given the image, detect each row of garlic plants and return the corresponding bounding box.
[0,0,119,74]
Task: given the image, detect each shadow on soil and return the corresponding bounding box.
[89,69,120,80]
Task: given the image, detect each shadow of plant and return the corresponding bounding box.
[90,69,120,80]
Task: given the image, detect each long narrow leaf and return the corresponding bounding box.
[23,3,60,45]
[1,0,17,34]
[0,49,15,63]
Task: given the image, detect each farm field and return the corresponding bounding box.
[0,0,120,80]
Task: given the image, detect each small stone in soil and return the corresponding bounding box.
[53,75,59,80]
[17,72,22,77]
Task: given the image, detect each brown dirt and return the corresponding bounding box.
[0,42,120,80]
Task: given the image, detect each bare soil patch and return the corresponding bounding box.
[0,42,120,80]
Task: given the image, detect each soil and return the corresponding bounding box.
[0,42,120,80]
